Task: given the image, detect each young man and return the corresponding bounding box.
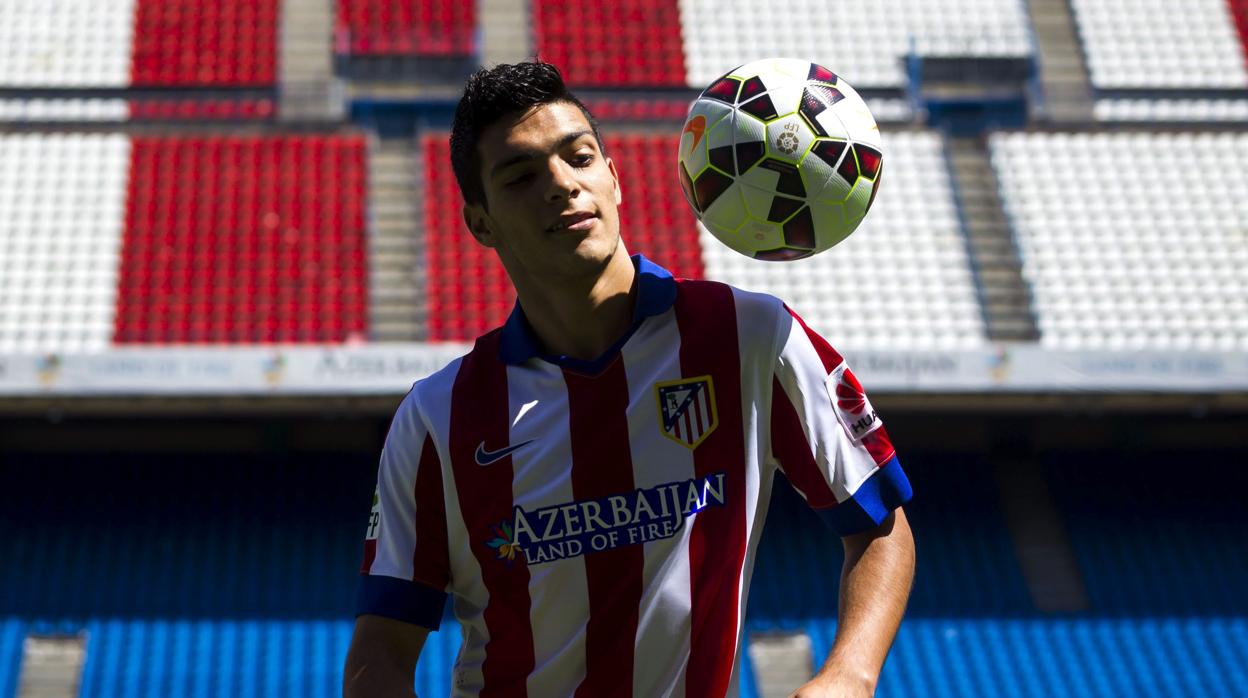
[344,61,914,698]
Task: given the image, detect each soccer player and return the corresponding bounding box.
[344,61,915,698]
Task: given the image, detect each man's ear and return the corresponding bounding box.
[608,156,622,206]
[463,204,497,248]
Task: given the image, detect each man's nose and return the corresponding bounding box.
[544,159,580,202]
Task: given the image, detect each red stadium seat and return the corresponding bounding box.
[127,98,276,121]
[115,135,368,344]
[335,0,475,56]
[420,132,702,342]
[129,0,278,87]
[532,0,687,87]
[1231,0,1248,69]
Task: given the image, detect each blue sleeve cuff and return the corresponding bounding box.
[356,574,448,630]
[816,456,913,536]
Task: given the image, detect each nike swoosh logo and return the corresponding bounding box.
[474,439,535,466]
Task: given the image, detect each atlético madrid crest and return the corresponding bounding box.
[654,375,718,449]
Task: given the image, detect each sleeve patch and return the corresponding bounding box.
[365,485,381,541]
[825,363,882,443]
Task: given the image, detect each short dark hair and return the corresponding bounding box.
[450,61,604,208]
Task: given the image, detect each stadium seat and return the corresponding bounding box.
[420,133,704,342]
[127,98,277,121]
[0,99,130,123]
[129,0,278,86]
[990,132,1248,350]
[0,134,131,353]
[335,0,475,56]
[533,0,687,87]
[0,0,135,88]
[1094,98,1248,122]
[114,135,368,344]
[0,617,20,698]
[701,130,986,350]
[1069,0,1248,89]
[679,0,1034,89]
[804,616,1248,698]
[1234,0,1248,68]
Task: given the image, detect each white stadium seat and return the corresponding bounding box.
[0,99,130,122]
[1069,0,1248,89]
[0,134,131,353]
[1094,98,1248,123]
[0,0,136,88]
[680,0,1034,89]
[702,130,987,350]
[990,131,1248,351]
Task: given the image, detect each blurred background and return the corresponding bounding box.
[1,0,1246,696]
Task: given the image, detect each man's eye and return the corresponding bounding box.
[505,173,532,187]
[571,154,593,167]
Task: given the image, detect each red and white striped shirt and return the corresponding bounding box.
[357,255,911,697]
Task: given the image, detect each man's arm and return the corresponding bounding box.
[791,507,916,698]
[343,614,430,698]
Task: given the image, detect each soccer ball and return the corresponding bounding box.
[677,58,883,261]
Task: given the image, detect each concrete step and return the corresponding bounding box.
[946,136,1041,343]
[371,228,421,242]
[373,308,425,323]
[17,634,86,698]
[368,137,426,340]
[371,328,422,342]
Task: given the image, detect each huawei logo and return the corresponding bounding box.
[835,370,867,414]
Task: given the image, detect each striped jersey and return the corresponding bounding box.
[356,255,912,697]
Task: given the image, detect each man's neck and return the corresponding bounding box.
[513,247,638,362]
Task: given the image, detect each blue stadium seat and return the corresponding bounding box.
[0,618,23,698]
[806,617,1248,698]
[747,453,1033,624]
[6,450,1247,697]
[1045,451,1248,616]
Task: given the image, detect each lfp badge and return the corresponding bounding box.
[655,375,718,449]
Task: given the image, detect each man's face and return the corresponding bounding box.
[464,101,623,284]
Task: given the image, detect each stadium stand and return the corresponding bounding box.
[335,0,475,55]
[0,0,136,88]
[128,98,277,121]
[1047,451,1248,618]
[533,0,687,87]
[749,455,1032,626]
[0,619,18,698]
[1094,97,1248,122]
[1068,0,1248,89]
[115,135,368,344]
[0,451,464,698]
[749,451,1248,698]
[701,131,986,349]
[1235,0,1248,63]
[421,133,704,341]
[0,134,131,353]
[0,99,130,123]
[130,0,279,87]
[990,132,1248,351]
[679,0,1034,89]
[0,0,277,89]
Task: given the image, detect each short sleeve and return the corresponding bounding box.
[355,391,451,629]
[768,305,913,536]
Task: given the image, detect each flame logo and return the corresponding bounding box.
[682,115,707,152]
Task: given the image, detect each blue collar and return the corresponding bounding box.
[498,254,677,369]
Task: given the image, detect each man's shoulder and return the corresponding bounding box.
[673,277,787,329]
[402,327,504,412]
